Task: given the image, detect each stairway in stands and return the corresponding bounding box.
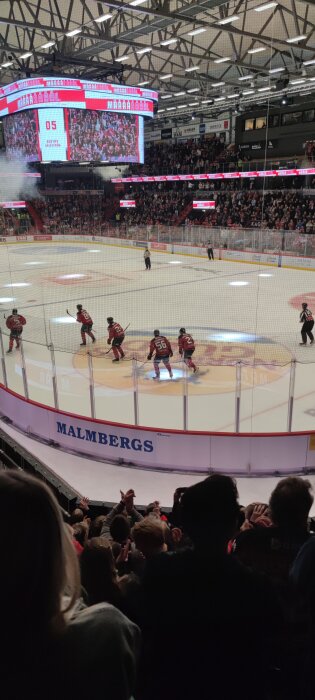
[26,201,44,231]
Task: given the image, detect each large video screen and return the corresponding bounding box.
[3,107,144,164]
[67,109,143,162]
[3,110,39,162]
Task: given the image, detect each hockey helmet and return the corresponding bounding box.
[179,327,186,334]
[302,303,308,308]
[77,304,82,311]
[107,316,114,324]
[153,329,160,337]
[12,308,18,315]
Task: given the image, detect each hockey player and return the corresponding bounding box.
[76,304,95,346]
[6,308,26,353]
[144,248,151,270]
[299,302,314,346]
[178,328,197,373]
[107,317,125,362]
[147,330,173,380]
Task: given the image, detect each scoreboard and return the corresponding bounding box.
[2,77,158,164]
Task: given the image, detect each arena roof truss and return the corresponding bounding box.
[0,0,315,122]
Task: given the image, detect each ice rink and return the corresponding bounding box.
[1,238,315,433]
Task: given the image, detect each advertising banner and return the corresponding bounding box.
[1,385,315,474]
[193,201,216,209]
[120,200,136,208]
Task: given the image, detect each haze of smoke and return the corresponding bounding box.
[0,154,40,202]
[94,164,129,181]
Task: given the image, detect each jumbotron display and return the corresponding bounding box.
[1,77,158,163]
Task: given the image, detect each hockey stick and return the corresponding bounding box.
[104,323,131,355]
[66,309,76,320]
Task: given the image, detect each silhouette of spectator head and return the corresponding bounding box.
[181,474,240,549]
[269,477,313,529]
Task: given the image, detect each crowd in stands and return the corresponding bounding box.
[34,193,117,234]
[130,136,301,176]
[189,189,315,232]
[118,186,315,233]
[136,136,228,175]
[4,468,315,700]
[0,207,32,235]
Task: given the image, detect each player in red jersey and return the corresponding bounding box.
[107,317,125,362]
[178,327,197,373]
[6,308,26,353]
[76,304,95,346]
[147,330,173,380]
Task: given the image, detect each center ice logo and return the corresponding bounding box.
[73,327,292,396]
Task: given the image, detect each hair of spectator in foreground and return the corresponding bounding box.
[269,476,313,528]
[80,537,119,606]
[110,513,131,543]
[0,470,80,633]
[181,474,240,543]
[132,517,167,558]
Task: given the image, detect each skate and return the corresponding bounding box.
[153,375,160,381]
[311,340,314,345]
[120,352,125,358]
[193,366,198,373]
[299,342,306,346]
[6,348,12,353]
[80,342,86,346]
[169,371,173,379]
[92,337,96,343]
[112,358,119,362]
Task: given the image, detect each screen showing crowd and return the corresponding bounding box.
[3,110,38,162]
[67,109,142,163]
[3,107,144,164]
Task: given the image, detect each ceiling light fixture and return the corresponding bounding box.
[286,35,307,43]
[157,109,165,113]
[115,55,129,62]
[95,13,112,22]
[187,27,207,36]
[227,93,239,98]
[303,59,315,66]
[254,2,278,11]
[177,104,186,108]
[174,91,186,96]
[1,61,13,67]
[238,75,254,81]
[201,99,213,104]
[187,87,200,93]
[160,94,172,99]
[40,41,55,49]
[160,38,178,46]
[290,78,305,84]
[248,47,266,54]
[185,65,200,72]
[258,86,271,91]
[138,80,149,86]
[166,106,176,110]
[129,0,149,6]
[136,46,152,54]
[211,81,225,87]
[242,89,255,95]
[214,96,225,101]
[20,52,33,59]
[189,102,199,106]
[269,67,285,73]
[65,28,81,37]
[217,15,239,25]
[160,73,173,80]
[214,57,230,63]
